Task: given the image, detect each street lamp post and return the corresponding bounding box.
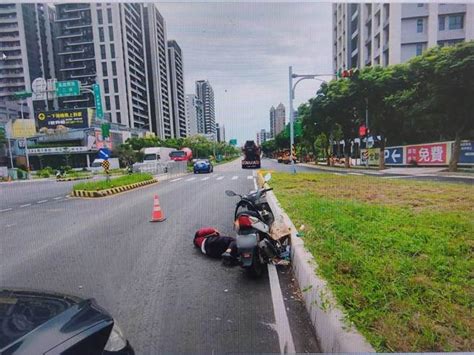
[288,66,333,174]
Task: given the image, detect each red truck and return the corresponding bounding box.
[242,140,261,169]
[169,147,193,162]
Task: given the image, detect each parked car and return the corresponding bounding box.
[193,159,213,173]
[0,288,134,355]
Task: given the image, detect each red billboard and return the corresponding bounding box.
[406,143,448,165]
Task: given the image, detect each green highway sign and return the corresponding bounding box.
[92,84,104,119]
[229,139,237,146]
[55,80,80,97]
[12,91,33,100]
[101,122,110,138]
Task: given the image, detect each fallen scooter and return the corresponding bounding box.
[225,173,289,277]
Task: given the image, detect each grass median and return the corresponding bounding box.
[269,172,473,352]
[73,173,154,191]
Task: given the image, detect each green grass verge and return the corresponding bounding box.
[269,172,473,352]
[73,173,153,191]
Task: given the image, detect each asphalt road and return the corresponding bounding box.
[0,159,319,353]
[264,158,474,184]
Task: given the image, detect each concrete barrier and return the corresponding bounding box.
[262,173,375,352]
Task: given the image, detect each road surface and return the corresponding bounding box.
[0,159,319,353]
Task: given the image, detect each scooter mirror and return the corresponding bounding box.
[264,173,272,182]
[225,190,237,197]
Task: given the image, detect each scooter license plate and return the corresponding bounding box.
[236,233,258,249]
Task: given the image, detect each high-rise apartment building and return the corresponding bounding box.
[195,80,215,137]
[274,103,286,136]
[269,106,275,138]
[333,3,474,73]
[55,3,151,130]
[256,128,270,146]
[185,94,202,136]
[0,3,55,118]
[168,40,186,138]
[216,122,225,142]
[144,4,172,139]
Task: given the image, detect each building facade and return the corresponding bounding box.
[144,4,172,139]
[185,94,201,136]
[195,80,215,138]
[216,122,225,142]
[256,128,270,146]
[0,3,55,119]
[167,40,186,138]
[55,3,151,130]
[269,105,275,138]
[333,3,474,73]
[274,103,285,136]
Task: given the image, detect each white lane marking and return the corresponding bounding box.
[37,200,48,204]
[186,177,196,182]
[231,175,238,180]
[53,196,63,200]
[170,177,182,182]
[333,172,343,176]
[268,264,296,354]
[348,172,363,176]
[247,175,253,180]
[0,208,13,213]
[20,204,31,208]
[201,177,210,181]
[382,175,413,179]
[216,176,224,180]
[6,223,16,228]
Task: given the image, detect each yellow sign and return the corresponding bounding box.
[11,119,36,138]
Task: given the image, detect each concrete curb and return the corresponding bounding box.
[259,173,375,352]
[57,176,93,182]
[71,178,158,198]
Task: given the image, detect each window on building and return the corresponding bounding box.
[439,16,445,31]
[384,4,390,20]
[97,9,103,24]
[107,8,112,23]
[383,50,389,66]
[449,14,463,30]
[110,44,115,58]
[375,34,380,48]
[99,27,104,42]
[102,62,107,76]
[416,43,423,55]
[375,13,380,27]
[113,78,118,93]
[104,79,109,94]
[105,96,111,110]
[109,26,114,41]
[100,45,106,59]
[115,96,120,109]
[417,18,423,33]
[417,3,424,7]
[116,111,121,123]
[112,61,117,76]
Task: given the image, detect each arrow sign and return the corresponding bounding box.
[384,147,404,165]
[98,148,110,160]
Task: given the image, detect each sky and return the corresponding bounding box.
[158,2,333,145]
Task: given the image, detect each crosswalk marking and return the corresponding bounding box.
[247,175,253,179]
[186,177,196,182]
[20,204,31,208]
[37,200,48,204]
[216,176,224,180]
[170,178,182,182]
[53,196,63,200]
[0,208,12,213]
[201,177,210,181]
[231,176,238,180]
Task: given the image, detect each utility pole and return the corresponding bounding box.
[365,97,369,168]
[20,98,30,178]
[288,66,296,174]
[288,67,333,174]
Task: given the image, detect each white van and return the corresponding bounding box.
[133,147,175,173]
[90,158,120,171]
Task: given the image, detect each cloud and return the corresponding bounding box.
[157,2,332,144]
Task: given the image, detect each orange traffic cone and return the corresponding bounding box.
[150,194,166,222]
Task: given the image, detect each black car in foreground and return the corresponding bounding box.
[0,289,134,355]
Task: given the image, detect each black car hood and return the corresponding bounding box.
[0,289,113,354]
